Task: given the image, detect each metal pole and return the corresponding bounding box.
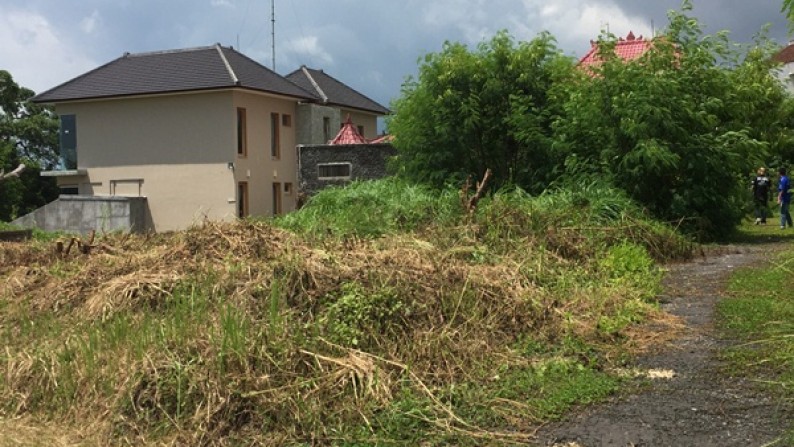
[271,0,276,70]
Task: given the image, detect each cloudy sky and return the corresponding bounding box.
[1,0,790,110]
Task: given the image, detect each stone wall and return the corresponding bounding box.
[11,195,151,234]
[297,143,397,196]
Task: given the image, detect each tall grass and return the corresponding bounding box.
[274,177,461,239]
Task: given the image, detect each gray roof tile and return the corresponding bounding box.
[33,45,317,103]
[285,66,390,115]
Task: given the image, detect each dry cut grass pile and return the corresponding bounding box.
[0,218,687,446]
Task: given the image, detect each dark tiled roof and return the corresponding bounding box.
[285,66,390,115]
[33,44,317,103]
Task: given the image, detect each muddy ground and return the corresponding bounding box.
[535,244,793,447]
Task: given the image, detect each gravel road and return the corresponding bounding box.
[535,245,793,447]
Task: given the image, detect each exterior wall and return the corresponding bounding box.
[232,90,299,217]
[775,62,794,95]
[295,104,381,144]
[12,195,149,234]
[295,103,341,145]
[297,143,397,196]
[53,89,300,231]
[65,164,235,231]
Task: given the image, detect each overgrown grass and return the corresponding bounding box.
[0,178,693,445]
[718,225,794,443]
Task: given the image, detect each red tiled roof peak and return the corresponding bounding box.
[329,114,367,145]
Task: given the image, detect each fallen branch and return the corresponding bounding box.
[0,164,25,182]
[460,168,492,214]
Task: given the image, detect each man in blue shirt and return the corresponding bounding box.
[778,167,792,229]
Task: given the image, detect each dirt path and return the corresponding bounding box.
[535,245,792,447]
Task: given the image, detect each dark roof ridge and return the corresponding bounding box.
[123,44,219,58]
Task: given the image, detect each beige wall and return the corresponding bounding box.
[72,164,235,232]
[231,90,298,218]
[54,89,300,231]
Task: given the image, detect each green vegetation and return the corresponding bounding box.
[718,223,794,443]
[0,70,60,221]
[0,179,691,445]
[389,2,792,240]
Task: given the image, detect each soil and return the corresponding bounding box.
[535,244,793,447]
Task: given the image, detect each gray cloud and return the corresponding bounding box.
[2,0,789,112]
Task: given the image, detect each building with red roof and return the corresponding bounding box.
[579,31,653,70]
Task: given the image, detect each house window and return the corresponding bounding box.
[237,108,247,157]
[318,162,352,180]
[323,117,331,143]
[271,112,280,159]
[284,182,292,195]
[357,125,365,137]
[59,114,77,169]
[237,181,249,218]
[282,114,292,127]
[272,182,282,215]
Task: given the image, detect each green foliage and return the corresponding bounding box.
[320,281,407,348]
[0,70,59,221]
[273,177,461,239]
[388,30,575,191]
[552,7,782,240]
[389,3,791,241]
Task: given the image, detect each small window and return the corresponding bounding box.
[237,108,247,157]
[60,186,79,195]
[323,117,331,143]
[270,112,280,159]
[282,114,292,127]
[318,163,352,180]
[284,182,292,195]
[272,182,282,215]
[357,125,365,136]
[237,181,249,218]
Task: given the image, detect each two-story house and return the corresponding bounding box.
[29,44,389,232]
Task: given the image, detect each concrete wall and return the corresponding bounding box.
[295,104,381,144]
[295,103,341,145]
[12,195,150,234]
[297,143,397,196]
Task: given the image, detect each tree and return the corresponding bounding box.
[553,5,785,239]
[0,70,59,221]
[388,31,575,192]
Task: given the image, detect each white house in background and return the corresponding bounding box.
[774,42,794,94]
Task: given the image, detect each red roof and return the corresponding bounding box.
[329,115,367,145]
[774,42,794,64]
[579,31,653,68]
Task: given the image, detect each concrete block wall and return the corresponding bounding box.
[12,195,151,234]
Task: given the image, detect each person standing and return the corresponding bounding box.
[752,167,771,224]
[778,167,793,229]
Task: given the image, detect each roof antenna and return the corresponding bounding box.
[651,19,655,37]
[271,0,276,71]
